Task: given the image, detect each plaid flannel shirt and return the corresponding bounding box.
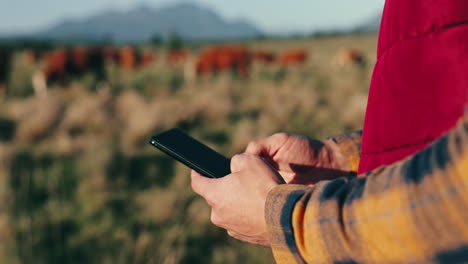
[266,113,468,263]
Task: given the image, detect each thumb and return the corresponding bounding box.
[190,170,221,198]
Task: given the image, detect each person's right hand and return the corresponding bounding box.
[245,133,352,185]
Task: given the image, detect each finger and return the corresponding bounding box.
[245,146,278,172]
[227,230,241,238]
[227,230,270,246]
[245,133,289,158]
[210,210,227,229]
[227,230,255,238]
[227,230,251,242]
[245,139,267,155]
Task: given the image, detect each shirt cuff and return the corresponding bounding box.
[265,184,312,264]
[328,130,362,172]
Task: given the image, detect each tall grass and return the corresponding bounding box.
[0,34,377,263]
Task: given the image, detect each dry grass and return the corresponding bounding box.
[0,33,377,264]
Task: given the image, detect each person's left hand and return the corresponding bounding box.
[191,153,285,246]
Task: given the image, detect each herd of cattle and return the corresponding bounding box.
[0,44,366,96]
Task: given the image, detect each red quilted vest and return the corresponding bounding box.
[358,0,468,174]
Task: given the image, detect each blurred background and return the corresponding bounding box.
[0,1,383,263]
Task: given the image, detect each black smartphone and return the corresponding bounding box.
[149,128,231,178]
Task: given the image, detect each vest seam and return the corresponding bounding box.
[361,137,435,156]
[378,20,468,60]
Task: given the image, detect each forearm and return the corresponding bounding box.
[266,115,468,263]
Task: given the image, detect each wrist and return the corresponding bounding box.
[320,139,352,171]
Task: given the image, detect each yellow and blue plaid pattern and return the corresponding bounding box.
[266,113,468,263]
[329,130,362,173]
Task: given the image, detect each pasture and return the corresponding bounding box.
[0,33,377,263]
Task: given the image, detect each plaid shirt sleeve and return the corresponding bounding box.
[328,131,362,172]
[266,113,468,264]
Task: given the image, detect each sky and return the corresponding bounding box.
[0,0,385,35]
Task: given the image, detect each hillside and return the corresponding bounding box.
[34,3,263,43]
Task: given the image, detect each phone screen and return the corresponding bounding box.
[149,128,231,178]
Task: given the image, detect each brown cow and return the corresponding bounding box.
[166,49,188,65]
[69,47,89,73]
[251,51,276,64]
[196,45,251,77]
[278,49,307,66]
[336,48,366,67]
[119,46,139,70]
[118,46,155,70]
[32,49,68,96]
[77,47,106,79]
[102,47,119,63]
[33,47,108,95]
[141,49,156,67]
[42,49,68,84]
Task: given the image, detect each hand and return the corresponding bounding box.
[191,154,285,246]
[245,133,351,184]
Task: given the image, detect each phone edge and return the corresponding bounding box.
[149,136,219,178]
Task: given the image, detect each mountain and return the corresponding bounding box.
[33,3,263,43]
[353,13,382,33]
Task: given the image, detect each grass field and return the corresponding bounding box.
[0,33,377,264]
